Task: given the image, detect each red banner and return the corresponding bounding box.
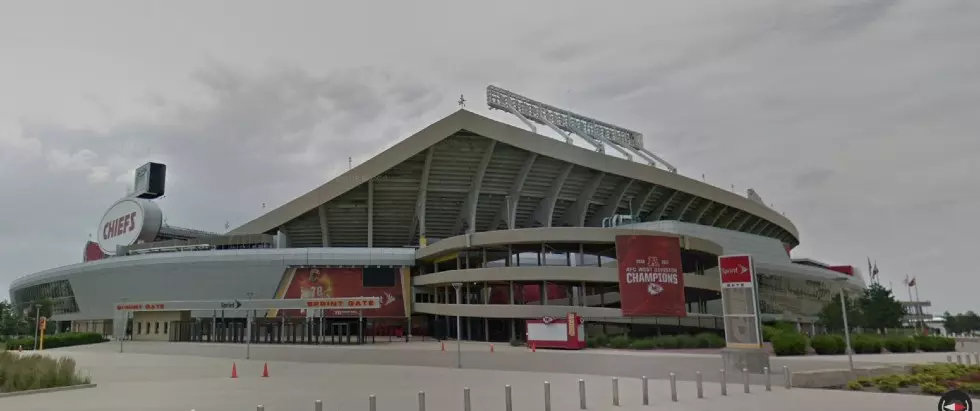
[278,267,405,318]
[615,235,686,317]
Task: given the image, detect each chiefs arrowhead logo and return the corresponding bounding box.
[647,283,664,296]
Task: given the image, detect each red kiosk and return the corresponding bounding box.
[525,313,586,350]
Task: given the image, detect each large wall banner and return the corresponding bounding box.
[614,235,686,317]
[270,267,406,318]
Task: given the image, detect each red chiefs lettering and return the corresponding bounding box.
[103,212,138,240]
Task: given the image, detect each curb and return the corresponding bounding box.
[0,383,98,398]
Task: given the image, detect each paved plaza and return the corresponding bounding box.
[0,341,945,411]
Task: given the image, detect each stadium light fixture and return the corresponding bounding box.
[486,85,677,173]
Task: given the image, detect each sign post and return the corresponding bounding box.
[452,282,463,369]
[718,254,770,374]
[38,317,47,351]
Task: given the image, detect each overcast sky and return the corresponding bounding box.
[1,1,977,313]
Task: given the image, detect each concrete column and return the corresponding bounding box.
[367,180,374,247]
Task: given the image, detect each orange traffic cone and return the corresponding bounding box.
[262,363,269,378]
[490,343,495,353]
[230,363,238,379]
[441,341,445,351]
[531,342,537,352]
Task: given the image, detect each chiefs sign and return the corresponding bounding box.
[615,235,686,317]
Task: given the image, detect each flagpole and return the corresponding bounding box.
[913,282,924,331]
[904,276,915,329]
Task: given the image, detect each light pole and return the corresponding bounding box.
[32,304,42,350]
[452,282,463,368]
[834,278,854,372]
[245,292,254,360]
[119,298,127,353]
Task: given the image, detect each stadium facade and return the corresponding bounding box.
[9,107,865,343]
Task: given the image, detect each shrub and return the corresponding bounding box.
[629,338,657,350]
[852,334,883,354]
[771,331,808,356]
[914,336,956,352]
[608,335,631,349]
[589,333,609,348]
[4,332,108,351]
[846,380,863,390]
[876,379,899,393]
[810,334,846,355]
[855,377,874,387]
[656,336,680,349]
[694,333,726,348]
[0,352,90,393]
[921,382,947,395]
[675,334,698,349]
[884,336,916,353]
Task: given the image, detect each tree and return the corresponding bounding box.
[857,283,905,332]
[817,292,862,332]
[943,311,963,335]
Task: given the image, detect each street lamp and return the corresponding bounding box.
[245,292,254,360]
[452,282,463,368]
[32,304,42,350]
[833,278,854,372]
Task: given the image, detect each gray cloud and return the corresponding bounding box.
[1,0,979,314]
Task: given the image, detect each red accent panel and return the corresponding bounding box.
[83,241,106,262]
[280,267,404,317]
[828,265,854,276]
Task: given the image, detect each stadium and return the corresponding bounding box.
[9,86,865,346]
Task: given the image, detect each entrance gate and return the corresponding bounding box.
[115,297,383,353]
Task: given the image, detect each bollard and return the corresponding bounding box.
[315,400,323,411]
[464,388,471,411]
[948,354,953,363]
[696,371,703,399]
[764,367,771,391]
[370,395,377,411]
[721,369,727,396]
[544,382,551,411]
[505,385,513,411]
[612,377,619,406]
[669,373,678,402]
[783,366,791,389]
[742,368,750,394]
[579,379,587,410]
[975,353,979,365]
[959,354,964,364]
[418,391,426,411]
[969,355,973,366]
[641,376,649,405]
[257,406,264,411]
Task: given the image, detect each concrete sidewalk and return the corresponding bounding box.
[0,349,939,411]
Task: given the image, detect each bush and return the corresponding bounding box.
[921,382,947,395]
[884,336,916,353]
[629,338,657,350]
[4,332,108,351]
[771,331,808,356]
[587,333,609,348]
[810,334,847,355]
[0,351,91,393]
[656,336,680,349]
[855,377,874,387]
[846,380,863,390]
[959,382,980,395]
[914,336,956,352]
[675,334,698,349]
[876,379,899,393]
[608,335,631,349]
[852,334,883,354]
[694,333,726,348]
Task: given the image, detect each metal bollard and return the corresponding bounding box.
[959,354,964,364]
[544,382,551,411]
[612,377,619,406]
[641,376,649,405]
[418,391,426,411]
[315,399,323,411]
[948,354,953,363]
[579,379,587,410]
[783,366,791,389]
[742,368,750,394]
[464,388,471,411]
[257,406,264,411]
[721,369,727,396]
[696,371,703,399]
[764,367,771,391]
[505,385,513,411]
[975,353,979,365]
[669,373,678,402]
[370,395,377,411]
[968,355,973,366]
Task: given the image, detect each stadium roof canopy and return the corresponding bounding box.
[230,110,799,248]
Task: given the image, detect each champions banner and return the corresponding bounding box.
[614,235,687,317]
[269,267,407,318]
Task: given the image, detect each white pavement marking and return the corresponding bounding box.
[0,346,939,411]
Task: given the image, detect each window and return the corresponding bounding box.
[164,322,169,334]
[137,322,142,334]
[363,267,396,287]
[145,322,150,334]
[155,322,160,334]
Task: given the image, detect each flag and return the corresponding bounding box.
[867,257,873,280]
[909,277,916,287]
[872,261,879,280]
[903,275,910,286]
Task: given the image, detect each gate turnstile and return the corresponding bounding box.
[169,316,371,345]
